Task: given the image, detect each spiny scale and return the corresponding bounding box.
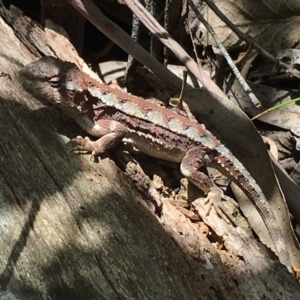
[19,56,291,271]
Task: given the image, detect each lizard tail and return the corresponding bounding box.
[212,145,292,271]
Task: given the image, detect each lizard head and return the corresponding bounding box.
[19,56,83,110]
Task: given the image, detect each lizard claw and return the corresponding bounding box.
[221,194,238,207]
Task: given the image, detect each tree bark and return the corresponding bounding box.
[0,4,299,299]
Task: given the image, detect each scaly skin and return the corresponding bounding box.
[19,56,291,270]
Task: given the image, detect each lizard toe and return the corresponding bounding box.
[201,187,237,225]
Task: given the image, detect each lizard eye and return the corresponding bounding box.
[49,76,61,87]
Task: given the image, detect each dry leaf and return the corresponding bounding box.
[202,0,300,52]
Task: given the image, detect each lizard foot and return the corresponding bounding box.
[70,131,125,159]
[202,187,238,224]
[70,136,99,157]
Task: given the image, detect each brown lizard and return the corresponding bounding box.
[19,56,291,270]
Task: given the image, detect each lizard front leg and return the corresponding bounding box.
[71,116,128,156]
[180,147,237,222]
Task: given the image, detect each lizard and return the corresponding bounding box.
[19,56,291,270]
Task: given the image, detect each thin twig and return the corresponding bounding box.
[203,0,288,70]
[124,13,140,83]
[188,0,261,108]
[67,0,182,93]
[123,0,224,96]
[187,21,203,86]
[163,0,169,66]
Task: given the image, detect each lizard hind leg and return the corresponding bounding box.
[180,147,238,223]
